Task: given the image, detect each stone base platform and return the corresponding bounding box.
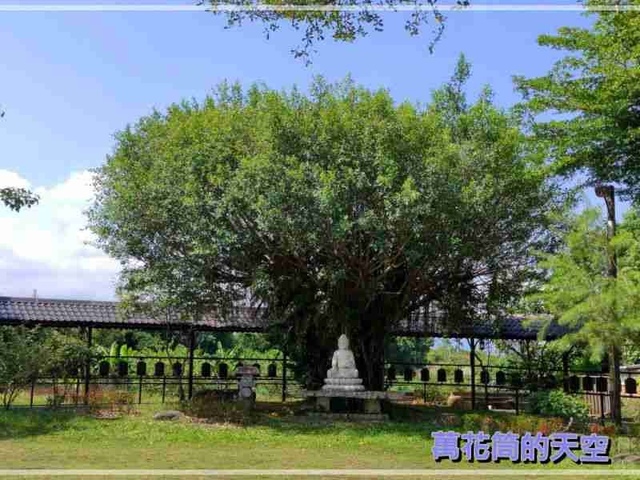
[303,390,406,400]
[302,390,406,415]
[321,385,365,392]
[306,412,388,422]
[322,377,364,391]
[324,377,363,385]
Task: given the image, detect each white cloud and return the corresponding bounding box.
[0,170,120,300]
[0,169,30,189]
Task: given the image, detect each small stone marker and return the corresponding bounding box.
[153,410,184,421]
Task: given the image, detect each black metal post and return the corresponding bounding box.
[30,379,35,408]
[84,326,93,405]
[138,376,143,404]
[187,330,196,400]
[484,376,489,409]
[161,375,166,403]
[282,348,288,403]
[469,338,477,410]
[562,351,570,393]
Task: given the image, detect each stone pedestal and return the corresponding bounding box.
[302,389,406,419]
[308,412,388,422]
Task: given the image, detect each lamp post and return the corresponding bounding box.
[594,184,622,425]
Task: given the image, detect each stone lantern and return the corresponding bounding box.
[235,365,259,410]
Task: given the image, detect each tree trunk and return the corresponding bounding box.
[609,344,622,426]
[356,320,386,391]
[304,328,332,389]
[288,322,334,390]
[597,185,621,426]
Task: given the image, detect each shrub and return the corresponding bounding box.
[414,386,457,406]
[46,393,68,408]
[527,390,589,421]
[588,422,616,436]
[622,397,640,422]
[0,327,96,409]
[185,389,254,425]
[87,388,135,415]
[461,413,499,432]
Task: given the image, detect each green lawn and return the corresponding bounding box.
[0,404,638,479]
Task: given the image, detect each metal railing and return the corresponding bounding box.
[6,356,638,421]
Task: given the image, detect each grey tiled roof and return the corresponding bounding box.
[392,312,567,340]
[0,296,567,339]
[0,296,267,332]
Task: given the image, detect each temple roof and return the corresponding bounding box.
[0,296,567,340]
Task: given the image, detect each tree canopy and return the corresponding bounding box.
[206,0,455,63]
[89,60,561,388]
[515,2,640,199]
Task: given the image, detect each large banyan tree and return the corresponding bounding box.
[89,58,561,390]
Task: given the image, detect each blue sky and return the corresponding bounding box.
[0,7,595,184]
[0,5,617,300]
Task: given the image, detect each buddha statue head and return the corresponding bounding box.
[338,334,350,351]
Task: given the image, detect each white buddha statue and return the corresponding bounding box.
[323,334,364,391]
[327,334,359,379]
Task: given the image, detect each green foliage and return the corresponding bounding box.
[231,333,277,355]
[426,339,469,365]
[531,208,640,361]
[495,339,576,390]
[527,390,589,422]
[624,341,640,365]
[87,389,136,415]
[186,389,255,425]
[106,342,119,367]
[515,1,640,199]
[623,396,640,422]
[206,0,449,64]
[418,385,457,405]
[198,332,234,354]
[93,329,164,353]
[42,330,95,379]
[0,188,39,212]
[0,327,45,409]
[385,337,433,364]
[90,65,560,389]
[118,344,135,358]
[0,327,94,409]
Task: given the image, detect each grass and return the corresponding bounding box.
[0,403,639,479]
